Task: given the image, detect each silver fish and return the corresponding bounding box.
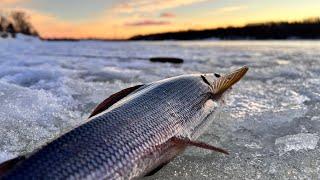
[0,66,248,180]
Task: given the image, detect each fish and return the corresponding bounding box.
[0,66,248,180]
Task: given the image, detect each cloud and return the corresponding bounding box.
[160,12,175,18]
[115,0,207,13]
[0,0,209,38]
[125,19,171,26]
[215,5,247,13]
[16,8,169,38]
[1,7,164,39]
[0,0,29,8]
[1,0,24,4]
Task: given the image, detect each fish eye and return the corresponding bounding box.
[200,75,211,86]
[214,73,221,78]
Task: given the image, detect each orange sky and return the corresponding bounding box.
[1,0,320,39]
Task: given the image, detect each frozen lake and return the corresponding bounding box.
[0,36,320,179]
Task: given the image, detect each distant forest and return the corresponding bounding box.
[0,10,38,38]
[130,18,320,40]
[1,11,320,41]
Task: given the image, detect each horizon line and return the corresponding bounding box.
[36,16,320,40]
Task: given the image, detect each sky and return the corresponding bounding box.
[1,0,320,39]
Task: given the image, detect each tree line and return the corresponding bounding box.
[130,18,320,40]
[0,10,38,38]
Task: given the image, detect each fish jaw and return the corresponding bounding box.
[212,66,249,95]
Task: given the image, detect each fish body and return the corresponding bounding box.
[1,67,248,179]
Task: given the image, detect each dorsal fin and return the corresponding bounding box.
[171,137,229,155]
[0,156,26,176]
[89,84,144,118]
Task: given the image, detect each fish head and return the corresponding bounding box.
[187,66,248,139]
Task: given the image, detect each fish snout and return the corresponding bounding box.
[212,66,248,94]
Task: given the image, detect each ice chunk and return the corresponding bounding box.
[276,59,290,65]
[311,116,320,121]
[275,133,319,155]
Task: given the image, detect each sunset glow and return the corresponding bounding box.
[1,0,320,39]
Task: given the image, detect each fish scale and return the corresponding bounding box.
[2,76,209,179]
[1,66,248,180]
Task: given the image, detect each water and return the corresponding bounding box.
[0,35,320,179]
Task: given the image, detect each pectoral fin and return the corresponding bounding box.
[171,137,229,155]
[0,156,26,175]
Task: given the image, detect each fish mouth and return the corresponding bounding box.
[213,66,249,94]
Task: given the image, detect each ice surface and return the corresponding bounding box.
[1,36,320,179]
[275,133,319,155]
